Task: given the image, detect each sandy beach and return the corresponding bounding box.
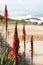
[0,24,43,65]
[1,24,43,41]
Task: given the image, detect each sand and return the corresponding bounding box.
[1,24,43,41]
[0,24,43,65]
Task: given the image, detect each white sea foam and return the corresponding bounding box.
[8,15,31,20]
[8,15,43,24]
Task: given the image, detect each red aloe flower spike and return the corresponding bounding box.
[23,24,26,63]
[4,5,8,17]
[31,35,33,64]
[13,22,19,65]
[4,5,8,39]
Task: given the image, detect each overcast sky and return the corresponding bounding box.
[0,0,43,16]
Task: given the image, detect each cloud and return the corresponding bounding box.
[0,0,43,16]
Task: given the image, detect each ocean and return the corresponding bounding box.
[8,15,43,24]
